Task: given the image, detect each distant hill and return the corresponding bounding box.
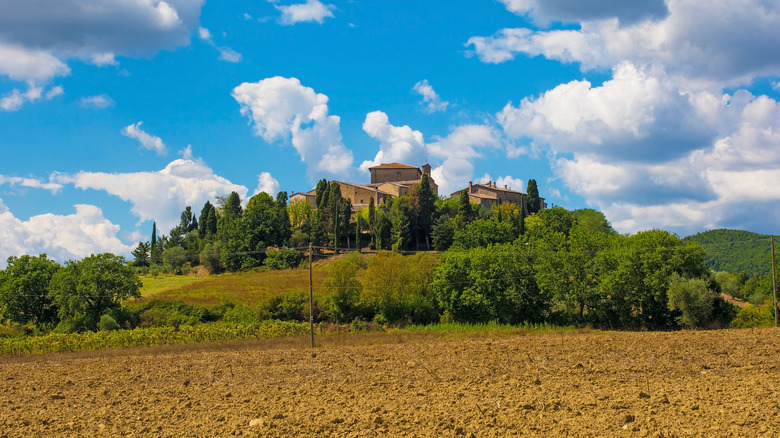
[683,229,774,275]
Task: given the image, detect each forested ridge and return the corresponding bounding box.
[683,229,773,275]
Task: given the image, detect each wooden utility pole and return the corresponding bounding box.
[772,236,778,328]
[309,242,315,348]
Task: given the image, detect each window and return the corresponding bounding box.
[397,172,401,176]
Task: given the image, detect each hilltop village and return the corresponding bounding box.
[290,162,546,214]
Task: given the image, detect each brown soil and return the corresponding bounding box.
[1,328,779,437]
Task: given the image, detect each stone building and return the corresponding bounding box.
[290,162,436,210]
[451,180,546,214]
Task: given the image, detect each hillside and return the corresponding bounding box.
[683,229,774,275]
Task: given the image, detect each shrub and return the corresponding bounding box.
[264,247,302,270]
[667,274,719,328]
[98,314,120,331]
[262,291,328,322]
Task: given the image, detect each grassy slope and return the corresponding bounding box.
[683,229,774,275]
[135,255,361,306]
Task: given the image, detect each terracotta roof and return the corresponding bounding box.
[367,162,420,170]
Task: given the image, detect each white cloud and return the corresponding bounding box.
[360,111,427,172]
[121,122,167,155]
[413,79,449,113]
[0,175,63,193]
[54,158,248,233]
[471,0,780,90]
[233,76,354,179]
[253,172,281,197]
[0,199,132,268]
[477,173,525,192]
[90,53,118,67]
[198,27,212,40]
[361,110,501,194]
[80,94,114,109]
[0,0,203,83]
[217,46,243,63]
[1,84,61,111]
[498,0,668,26]
[276,0,335,25]
[198,26,242,63]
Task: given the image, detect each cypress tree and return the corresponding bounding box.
[527,179,541,214]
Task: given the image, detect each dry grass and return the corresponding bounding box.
[134,256,353,306]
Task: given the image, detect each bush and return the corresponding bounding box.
[264,247,303,270]
[667,274,719,328]
[98,314,120,331]
[222,303,262,325]
[262,291,328,322]
[731,303,775,328]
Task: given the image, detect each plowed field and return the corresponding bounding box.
[2,328,779,437]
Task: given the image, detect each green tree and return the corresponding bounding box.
[49,253,141,331]
[456,190,475,223]
[452,219,514,249]
[527,179,541,214]
[324,253,366,323]
[0,254,61,328]
[667,274,719,328]
[432,217,455,251]
[198,201,215,238]
[432,244,547,324]
[132,241,150,267]
[391,196,415,251]
[368,197,376,248]
[150,222,161,265]
[162,246,188,274]
[287,197,313,228]
[315,179,328,209]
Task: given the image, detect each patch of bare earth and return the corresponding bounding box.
[1,328,778,437]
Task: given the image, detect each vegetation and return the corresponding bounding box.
[3,178,778,357]
[683,229,772,275]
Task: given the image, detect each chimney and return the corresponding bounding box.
[468,181,472,193]
[504,184,507,189]
[493,182,497,188]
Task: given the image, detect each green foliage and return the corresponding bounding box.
[324,253,367,323]
[199,241,223,274]
[132,241,150,267]
[49,253,141,332]
[98,314,120,331]
[433,244,547,325]
[432,216,455,251]
[162,246,188,274]
[597,230,708,329]
[0,254,61,328]
[362,251,440,324]
[683,229,772,275]
[0,321,313,356]
[667,274,719,328]
[526,179,541,214]
[264,247,303,270]
[262,291,328,322]
[730,303,775,328]
[452,219,514,249]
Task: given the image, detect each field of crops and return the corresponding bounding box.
[2,327,778,436]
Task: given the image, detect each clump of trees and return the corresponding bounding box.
[0,253,140,333]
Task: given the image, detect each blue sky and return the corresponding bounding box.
[2,0,780,265]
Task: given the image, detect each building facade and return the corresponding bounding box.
[451,180,546,214]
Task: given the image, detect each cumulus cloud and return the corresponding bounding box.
[477,174,525,192]
[413,79,449,113]
[253,172,281,197]
[522,78,780,233]
[0,0,203,83]
[470,0,780,90]
[0,199,132,268]
[121,122,167,155]
[54,158,248,233]
[498,0,668,26]
[80,94,114,109]
[275,0,335,25]
[361,110,501,194]
[232,76,354,179]
[360,111,427,172]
